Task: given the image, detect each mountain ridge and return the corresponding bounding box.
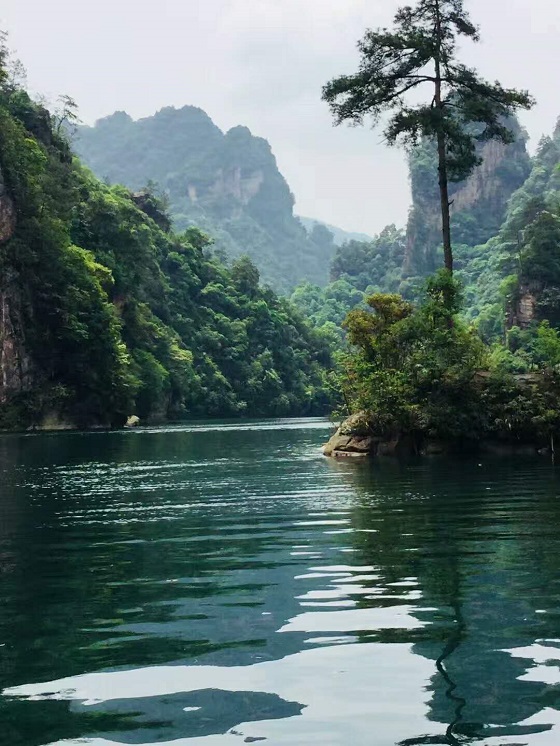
[74,106,338,292]
[297,216,373,246]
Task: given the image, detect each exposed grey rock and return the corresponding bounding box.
[323,412,375,458]
[0,271,33,405]
[0,166,16,244]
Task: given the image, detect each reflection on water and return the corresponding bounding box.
[2,418,560,745]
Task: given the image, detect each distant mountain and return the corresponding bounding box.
[74,107,338,292]
[298,216,373,246]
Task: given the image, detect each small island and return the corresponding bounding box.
[322,273,560,460]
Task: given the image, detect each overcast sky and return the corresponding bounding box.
[2,0,559,235]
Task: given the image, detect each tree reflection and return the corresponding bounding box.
[336,456,560,744]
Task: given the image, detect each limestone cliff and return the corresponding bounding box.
[0,167,33,411]
[404,125,531,275]
[0,166,15,243]
[487,120,560,331]
[0,272,33,406]
[507,284,538,329]
[74,109,336,292]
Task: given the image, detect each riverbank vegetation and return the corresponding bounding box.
[335,271,560,450]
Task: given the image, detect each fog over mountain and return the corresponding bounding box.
[1,0,559,234]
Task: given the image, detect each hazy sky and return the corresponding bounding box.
[2,0,559,234]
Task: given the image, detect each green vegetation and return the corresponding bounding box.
[290,225,407,341]
[452,121,560,340]
[73,108,337,293]
[294,111,560,450]
[405,123,532,276]
[337,272,560,448]
[0,59,334,430]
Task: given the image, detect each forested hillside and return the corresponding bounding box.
[0,78,334,430]
[74,107,338,292]
[76,105,544,346]
[292,118,560,346]
[461,120,560,340]
[3,27,560,434]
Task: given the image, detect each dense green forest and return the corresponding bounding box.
[0,66,334,430]
[73,108,341,293]
[311,121,560,450]
[290,119,533,334]
[5,77,560,436]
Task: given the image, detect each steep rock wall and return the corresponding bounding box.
[0,166,15,243]
[0,172,32,406]
[404,132,531,276]
[0,273,33,404]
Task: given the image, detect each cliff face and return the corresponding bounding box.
[0,166,15,242]
[450,140,511,213]
[0,272,33,407]
[404,126,531,275]
[74,109,335,292]
[507,285,538,329]
[0,168,31,409]
[481,121,560,332]
[190,167,264,209]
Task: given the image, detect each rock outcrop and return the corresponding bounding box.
[323,431,374,458]
[323,412,374,458]
[323,412,411,459]
[0,272,33,407]
[506,283,539,329]
[0,167,16,244]
[324,402,550,460]
[0,169,29,409]
[403,126,531,275]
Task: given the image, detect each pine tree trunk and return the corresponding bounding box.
[437,130,453,273]
[433,0,453,274]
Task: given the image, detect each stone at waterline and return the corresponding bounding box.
[323,433,374,458]
[323,412,375,458]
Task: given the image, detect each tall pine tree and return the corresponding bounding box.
[323,0,533,273]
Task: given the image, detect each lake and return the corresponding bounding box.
[1,417,560,745]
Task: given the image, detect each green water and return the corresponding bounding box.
[1,418,560,745]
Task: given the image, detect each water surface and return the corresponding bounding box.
[1,418,560,745]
